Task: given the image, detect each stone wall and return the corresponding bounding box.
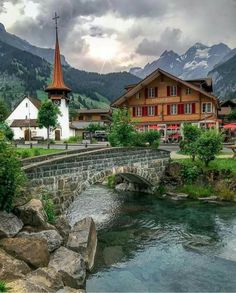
[23,147,170,213]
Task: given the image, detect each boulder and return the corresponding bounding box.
[18,230,62,252]
[7,279,50,293]
[54,215,71,243]
[0,211,23,239]
[166,192,189,200]
[0,248,31,281]
[14,199,47,227]
[67,217,97,270]
[56,287,86,293]
[0,237,50,269]
[115,182,129,192]
[49,246,86,289]
[27,267,64,291]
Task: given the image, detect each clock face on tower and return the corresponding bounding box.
[53,100,61,106]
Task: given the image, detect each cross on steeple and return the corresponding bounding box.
[53,12,60,33]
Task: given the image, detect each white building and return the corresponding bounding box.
[6,18,71,141]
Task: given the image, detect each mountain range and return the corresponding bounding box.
[0,23,140,111]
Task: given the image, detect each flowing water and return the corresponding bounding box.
[67,185,236,292]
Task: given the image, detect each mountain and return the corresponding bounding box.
[130,43,232,80]
[0,23,68,65]
[208,54,236,100]
[0,39,140,111]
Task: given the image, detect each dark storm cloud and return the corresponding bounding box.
[136,28,183,56]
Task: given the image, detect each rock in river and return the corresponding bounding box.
[49,246,86,289]
[0,237,50,268]
[7,279,50,293]
[67,217,97,271]
[0,211,23,239]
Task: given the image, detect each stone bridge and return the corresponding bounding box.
[23,147,170,213]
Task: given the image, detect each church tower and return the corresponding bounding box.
[45,13,71,140]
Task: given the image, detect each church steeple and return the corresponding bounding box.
[45,12,71,95]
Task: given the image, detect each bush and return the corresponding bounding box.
[64,135,82,144]
[143,130,161,146]
[0,123,14,141]
[20,150,30,159]
[107,175,116,188]
[151,139,160,149]
[131,132,146,147]
[42,193,56,224]
[33,148,41,156]
[196,130,223,167]
[0,280,10,292]
[181,164,201,184]
[181,124,202,161]
[177,184,213,199]
[215,180,236,201]
[0,132,25,212]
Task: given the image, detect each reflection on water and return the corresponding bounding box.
[67,185,236,292]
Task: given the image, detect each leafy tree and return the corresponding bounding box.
[143,130,161,147]
[228,109,236,121]
[108,108,134,147]
[196,130,223,167]
[0,101,9,122]
[181,124,202,161]
[37,100,61,143]
[0,122,14,141]
[0,131,25,212]
[85,123,107,133]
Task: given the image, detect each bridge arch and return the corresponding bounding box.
[23,147,170,213]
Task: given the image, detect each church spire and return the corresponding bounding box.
[45,12,71,93]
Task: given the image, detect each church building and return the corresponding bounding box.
[6,13,71,141]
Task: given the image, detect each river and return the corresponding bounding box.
[66,185,236,292]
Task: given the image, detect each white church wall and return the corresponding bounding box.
[57,99,70,139]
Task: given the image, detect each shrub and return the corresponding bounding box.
[64,135,82,144]
[181,164,201,184]
[215,180,236,201]
[177,184,213,199]
[196,130,223,167]
[0,280,10,292]
[107,175,116,188]
[0,122,14,141]
[33,148,41,156]
[143,130,161,146]
[42,193,56,224]
[0,132,25,212]
[20,150,30,159]
[131,132,146,147]
[151,139,160,149]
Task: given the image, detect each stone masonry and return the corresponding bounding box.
[23,147,170,213]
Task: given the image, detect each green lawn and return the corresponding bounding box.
[16,147,63,159]
[173,158,236,173]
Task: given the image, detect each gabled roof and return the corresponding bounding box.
[76,108,111,114]
[111,68,218,107]
[10,119,38,127]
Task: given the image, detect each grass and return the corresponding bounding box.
[0,281,10,292]
[176,184,214,199]
[42,193,56,224]
[174,158,236,174]
[16,148,63,159]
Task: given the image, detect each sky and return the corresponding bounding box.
[0,0,236,73]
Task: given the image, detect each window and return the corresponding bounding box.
[202,103,212,113]
[148,106,154,116]
[184,103,192,114]
[148,88,155,98]
[136,106,142,117]
[136,92,140,99]
[171,104,177,115]
[26,102,28,108]
[25,115,28,119]
[186,88,191,95]
[170,86,177,96]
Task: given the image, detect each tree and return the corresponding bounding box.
[228,109,236,121]
[143,130,161,147]
[108,108,134,147]
[0,122,14,141]
[85,123,107,133]
[0,131,25,211]
[181,124,202,161]
[37,100,61,143]
[0,101,9,123]
[196,130,223,167]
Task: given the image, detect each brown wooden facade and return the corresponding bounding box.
[111,69,219,137]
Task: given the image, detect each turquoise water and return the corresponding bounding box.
[67,185,236,292]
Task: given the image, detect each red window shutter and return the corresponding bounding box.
[155,105,158,116]
[142,106,147,116]
[181,104,184,114]
[178,104,181,115]
[177,86,181,96]
[192,103,196,114]
[133,107,136,117]
[155,87,158,97]
[167,86,170,96]
[145,88,148,99]
[167,104,170,115]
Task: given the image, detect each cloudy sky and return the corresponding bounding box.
[0,0,236,73]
